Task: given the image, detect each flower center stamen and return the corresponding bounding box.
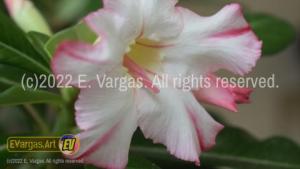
[123,39,162,93]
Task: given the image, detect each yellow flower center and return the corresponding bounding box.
[125,39,163,73]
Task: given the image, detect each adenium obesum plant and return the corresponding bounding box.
[52,0,262,169]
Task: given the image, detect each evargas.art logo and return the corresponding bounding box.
[59,135,80,155]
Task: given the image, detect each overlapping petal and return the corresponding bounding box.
[101,0,182,41]
[85,8,137,47]
[163,3,262,76]
[69,76,137,169]
[138,0,182,40]
[136,88,223,164]
[52,37,123,86]
[193,74,252,112]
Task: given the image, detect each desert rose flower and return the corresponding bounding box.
[52,0,262,169]
[4,0,52,35]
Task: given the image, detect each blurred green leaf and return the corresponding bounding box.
[0,144,6,152]
[127,155,161,169]
[0,64,30,87]
[202,128,300,169]
[27,32,51,64]
[247,13,296,56]
[84,155,161,169]
[0,11,50,74]
[0,1,6,12]
[0,144,6,155]
[45,23,97,56]
[52,106,74,135]
[55,0,102,24]
[0,86,62,106]
[32,0,102,30]
[0,107,35,135]
[131,127,300,169]
[0,145,9,168]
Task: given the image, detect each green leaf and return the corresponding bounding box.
[84,155,161,169]
[52,106,73,135]
[127,155,161,169]
[0,107,35,135]
[0,144,6,152]
[32,0,102,29]
[55,0,102,25]
[0,1,7,13]
[0,11,50,74]
[131,127,300,169]
[247,13,296,56]
[202,128,300,169]
[0,86,62,106]
[27,31,51,64]
[0,144,9,168]
[0,64,29,86]
[45,23,97,56]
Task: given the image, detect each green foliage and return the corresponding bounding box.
[84,155,161,169]
[55,0,102,24]
[127,155,161,169]
[52,105,74,135]
[0,0,7,13]
[0,144,7,166]
[0,11,50,74]
[247,13,296,56]
[32,0,102,30]
[203,128,300,169]
[0,86,62,106]
[46,23,97,55]
[0,64,29,86]
[131,127,300,169]
[27,32,51,64]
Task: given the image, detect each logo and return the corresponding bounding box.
[7,137,60,152]
[59,135,80,155]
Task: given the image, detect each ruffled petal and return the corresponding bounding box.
[102,0,182,41]
[84,8,137,46]
[136,88,223,164]
[163,3,262,76]
[193,74,253,112]
[139,0,182,40]
[69,74,137,169]
[51,37,122,86]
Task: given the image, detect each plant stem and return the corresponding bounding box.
[24,104,50,134]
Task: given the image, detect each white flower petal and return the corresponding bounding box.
[163,3,262,76]
[75,71,132,130]
[69,76,137,169]
[85,8,138,46]
[136,88,223,164]
[102,0,182,41]
[139,0,182,41]
[51,38,122,86]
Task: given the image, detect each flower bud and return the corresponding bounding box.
[5,0,52,35]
